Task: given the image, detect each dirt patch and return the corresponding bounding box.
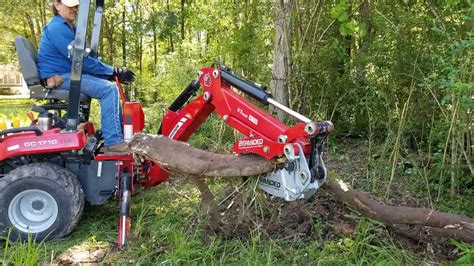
[57,248,109,264]
[189,138,463,262]
[199,186,356,244]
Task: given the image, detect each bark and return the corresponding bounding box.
[122,5,126,66]
[390,224,474,243]
[357,0,370,82]
[166,0,174,53]
[270,0,292,120]
[24,13,37,48]
[138,6,143,74]
[40,0,46,27]
[130,134,279,177]
[151,0,158,69]
[130,133,474,243]
[181,0,185,41]
[104,18,113,63]
[325,179,474,231]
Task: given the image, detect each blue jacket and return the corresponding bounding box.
[37,15,113,79]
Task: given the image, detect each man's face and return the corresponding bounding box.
[55,2,78,24]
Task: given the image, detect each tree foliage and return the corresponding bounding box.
[0,0,471,199]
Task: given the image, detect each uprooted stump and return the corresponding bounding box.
[130,133,474,243]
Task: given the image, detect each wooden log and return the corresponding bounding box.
[130,134,279,176]
[130,133,474,243]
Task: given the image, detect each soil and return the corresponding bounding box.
[194,138,461,262]
[202,188,355,242]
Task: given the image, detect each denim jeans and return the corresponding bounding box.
[57,73,123,146]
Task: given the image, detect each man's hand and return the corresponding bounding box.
[113,67,136,83]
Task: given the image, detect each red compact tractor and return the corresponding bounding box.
[0,0,332,249]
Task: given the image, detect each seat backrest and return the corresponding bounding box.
[14,36,41,87]
[13,36,91,103]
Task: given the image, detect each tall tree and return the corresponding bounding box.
[270,0,292,120]
[121,3,126,66]
[180,0,185,41]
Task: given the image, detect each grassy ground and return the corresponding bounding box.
[1,160,472,264]
[0,100,472,265]
[0,99,34,127]
[0,180,423,264]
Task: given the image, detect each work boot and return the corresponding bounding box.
[107,142,130,153]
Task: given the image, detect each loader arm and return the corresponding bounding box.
[157,65,333,201]
[161,67,331,159]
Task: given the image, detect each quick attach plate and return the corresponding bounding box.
[258,143,326,201]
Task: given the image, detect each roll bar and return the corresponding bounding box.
[66,0,104,131]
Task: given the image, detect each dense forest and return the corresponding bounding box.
[0,0,472,264]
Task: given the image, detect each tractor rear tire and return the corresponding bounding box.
[0,162,84,241]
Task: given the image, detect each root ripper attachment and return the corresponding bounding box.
[257,121,333,201]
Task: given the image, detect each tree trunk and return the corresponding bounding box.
[138,6,143,74]
[270,0,292,121]
[356,0,370,82]
[151,0,158,70]
[40,0,46,27]
[181,0,185,41]
[104,16,114,64]
[167,0,174,52]
[129,133,474,243]
[354,0,371,133]
[34,15,41,46]
[122,5,127,66]
[25,13,37,48]
[131,134,279,177]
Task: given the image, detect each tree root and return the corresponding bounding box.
[130,134,474,243]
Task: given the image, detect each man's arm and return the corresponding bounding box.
[48,22,114,77]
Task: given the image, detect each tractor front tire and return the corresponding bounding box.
[0,163,84,241]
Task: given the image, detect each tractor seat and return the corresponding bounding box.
[14,36,90,102]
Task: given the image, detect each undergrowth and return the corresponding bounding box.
[2,177,467,264]
[0,228,47,265]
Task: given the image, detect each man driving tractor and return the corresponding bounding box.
[0,0,332,247]
[37,0,135,152]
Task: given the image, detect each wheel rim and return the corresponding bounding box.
[8,189,59,233]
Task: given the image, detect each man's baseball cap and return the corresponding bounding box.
[61,0,79,7]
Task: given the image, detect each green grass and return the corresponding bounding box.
[0,181,423,264]
[0,154,470,265]
[0,99,34,127]
[1,228,48,266]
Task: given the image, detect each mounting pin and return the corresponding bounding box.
[212,69,219,78]
[304,122,317,135]
[203,91,211,101]
[278,135,288,143]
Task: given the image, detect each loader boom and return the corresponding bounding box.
[161,66,332,159]
[158,64,333,201]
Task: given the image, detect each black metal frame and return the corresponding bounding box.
[66,0,105,131]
